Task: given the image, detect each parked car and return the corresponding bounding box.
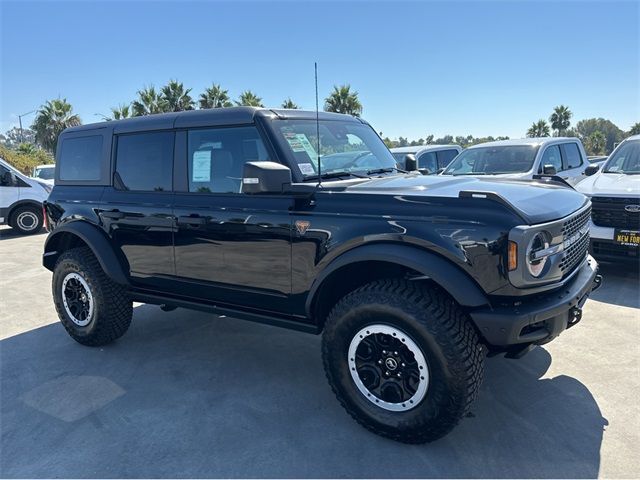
[43,108,601,443]
[441,137,589,185]
[390,145,461,174]
[0,157,50,234]
[576,134,640,262]
[32,164,56,186]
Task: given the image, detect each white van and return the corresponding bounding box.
[441,137,589,185]
[0,157,50,234]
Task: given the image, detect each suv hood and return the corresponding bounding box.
[576,172,640,197]
[344,174,588,225]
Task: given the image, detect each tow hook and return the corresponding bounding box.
[591,274,603,292]
[567,306,583,328]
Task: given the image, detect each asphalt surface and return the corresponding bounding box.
[1,225,639,478]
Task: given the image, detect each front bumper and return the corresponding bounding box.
[470,255,601,347]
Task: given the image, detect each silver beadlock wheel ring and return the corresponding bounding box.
[348,324,429,412]
[16,211,38,231]
[62,273,94,327]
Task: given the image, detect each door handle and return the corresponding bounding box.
[177,215,207,226]
[101,210,125,219]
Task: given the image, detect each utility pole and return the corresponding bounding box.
[18,110,36,144]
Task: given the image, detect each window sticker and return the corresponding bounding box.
[192,150,211,182]
[298,163,315,175]
[284,132,318,167]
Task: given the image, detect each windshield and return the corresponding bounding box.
[272,119,397,178]
[604,140,640,174]
[442,145,538,175]
[34,166,55,180]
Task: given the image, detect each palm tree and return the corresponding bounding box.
[110,104,131,120]
[31,98,81,154]
[527,119,550,137]
[159,80,195,112]
[587,131,606,155]
[324,85,363,117]
[199,84,233,109]
[549,105,572,136]
[281,98,299,109]
[629,122,640,136]
[236,90,264,107]
[132,86,162,116]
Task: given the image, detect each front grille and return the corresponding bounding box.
[559,206,591,275]
[591,197,640,229]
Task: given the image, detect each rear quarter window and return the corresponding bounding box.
[58,135,104,181]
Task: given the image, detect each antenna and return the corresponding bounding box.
[315,62,322,184]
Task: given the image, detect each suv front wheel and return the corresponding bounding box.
[52,247,132,346]
[322,279,484,443]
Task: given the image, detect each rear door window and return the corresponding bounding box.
[436,149,459,169]
[59,135,103,181]
[115,132,174,191]
[561,143,583,169]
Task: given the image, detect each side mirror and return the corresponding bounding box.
[543,164,557,175]
[404,154,417,172]
[241,161,292,194]
[584,164,600,176]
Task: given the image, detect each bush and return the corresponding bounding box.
[0,144,53,175]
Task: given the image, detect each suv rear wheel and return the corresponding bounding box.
[10,205,43,235]
[52,247,132,346]
[322,279,484,443]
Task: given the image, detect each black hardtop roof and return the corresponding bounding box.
[62,107,362,135]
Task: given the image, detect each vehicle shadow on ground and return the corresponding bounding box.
[0,228,46,241]
[1,305,606,478]
[591,262,639,309]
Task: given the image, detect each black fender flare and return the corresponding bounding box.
[305,243,489,316]
[43,221,129,285]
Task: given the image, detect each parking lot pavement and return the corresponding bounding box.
[1,225,638,479]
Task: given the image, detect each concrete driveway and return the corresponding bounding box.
[1,226,638,478]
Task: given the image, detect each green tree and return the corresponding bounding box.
[132,86,162,116]
[281,98,299,109]
[15,143,38,155]
[0,126,36,147]
[586,130,606,155]
[31,98,81,154]
[159,80,195,112]
[628,122,640,136]
[527,119,551,137]
[575,118,624,154]
[236,90,264,107]
[199,83,233,109]
[324,85,363,116]
[549,105,572,136]
[110,104,131,120]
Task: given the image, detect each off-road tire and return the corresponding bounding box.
[9,205,43,235]
[322,279,484,443]
[52,247,132,346]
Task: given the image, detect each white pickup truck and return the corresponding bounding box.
[576,134,640,262]
[441,137,589,185]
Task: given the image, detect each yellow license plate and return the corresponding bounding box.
[614,229,640,247]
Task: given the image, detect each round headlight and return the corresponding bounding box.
[526,231,551,277]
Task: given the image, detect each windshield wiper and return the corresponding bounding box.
[450,172,488,176]
[366,167,407,175]
[304,170,368,181]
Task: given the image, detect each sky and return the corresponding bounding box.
[1,0,638,140]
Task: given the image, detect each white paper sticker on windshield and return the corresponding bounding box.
[284,133,318,166]
[192,150,211,182]
[299,163,315,175]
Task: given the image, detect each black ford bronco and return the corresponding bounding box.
[44,107,602,443]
